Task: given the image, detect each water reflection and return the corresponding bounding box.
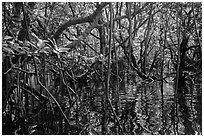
[122,81,202,135]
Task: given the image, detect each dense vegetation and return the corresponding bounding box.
[2,2,202,135]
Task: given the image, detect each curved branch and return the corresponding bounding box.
[52,2,108,40]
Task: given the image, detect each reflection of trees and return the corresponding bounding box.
[2,2,202,135]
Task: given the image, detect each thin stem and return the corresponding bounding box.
[32,56,71,128]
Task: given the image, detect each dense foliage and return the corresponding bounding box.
[2,2,202,135]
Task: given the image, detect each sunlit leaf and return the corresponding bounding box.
[57,47,71,53]
[3,36,13,40]
[3,47,14,54]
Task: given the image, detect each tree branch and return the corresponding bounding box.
[52,2,109,40]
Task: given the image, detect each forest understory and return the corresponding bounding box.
[2,2,202,135]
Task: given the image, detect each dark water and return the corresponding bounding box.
[2,70,201,135]
[121,81,202,135]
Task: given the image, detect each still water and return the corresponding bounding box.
[119,81,202,135]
